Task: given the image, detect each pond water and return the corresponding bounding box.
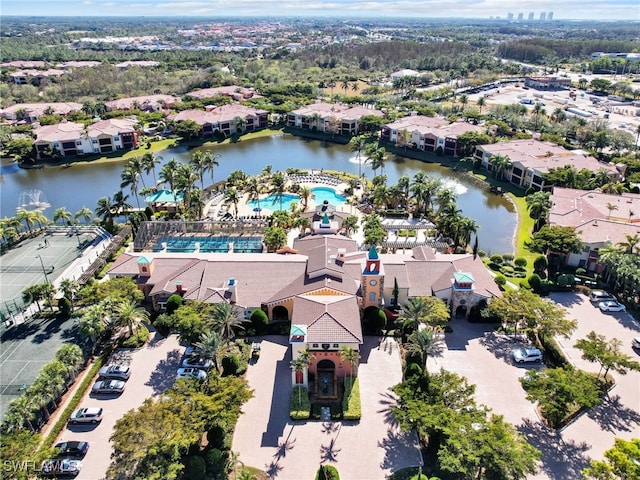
[0,134,516,254]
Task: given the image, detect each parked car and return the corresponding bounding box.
[41,458,82,477]
[91,379,125,394]
[598,301,626,312]
[182,357,213,370]
[512,348,543,364]
[176,367,207,380]
[54,441,89,457]
[68,407,103,424]
[632,337,640,349]
[184,345,203,357]
[98,364,130,380]
[589,290,616,303]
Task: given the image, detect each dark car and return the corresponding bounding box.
[41,458,82,477]
[91,379,125,394]
[54,441,89,457]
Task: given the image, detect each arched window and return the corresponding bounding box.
[369,292,376,301]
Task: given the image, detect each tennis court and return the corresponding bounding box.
[0,230,94,317]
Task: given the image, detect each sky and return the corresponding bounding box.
[0,0,637,20]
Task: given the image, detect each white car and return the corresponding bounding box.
[69,407,103,424]
[598,301,626,312]
[632,337,640,349]
[98,365,130,380]
[512,348,543,364]
[589,290,616,303]
[182,357,213,370]
[176,367,207,380]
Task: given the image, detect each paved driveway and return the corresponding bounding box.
[59,333,183,480]
[427,293,640,480]
[232,336,421,480]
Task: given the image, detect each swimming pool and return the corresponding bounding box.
[311,187,346,205]
[247,193,300,211]
[154,236,263,253]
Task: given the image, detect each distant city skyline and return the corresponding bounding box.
[0,0,635,20]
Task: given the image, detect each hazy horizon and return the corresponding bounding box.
[0,0,636,21]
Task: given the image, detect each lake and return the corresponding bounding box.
[0,134,516,255]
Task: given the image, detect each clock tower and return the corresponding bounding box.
[362,245,384,309]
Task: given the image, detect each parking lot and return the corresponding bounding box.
[57,333,183,480]
[427,292,640,480]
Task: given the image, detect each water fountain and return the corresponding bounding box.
[17,189,50,213]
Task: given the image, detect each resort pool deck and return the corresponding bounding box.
[310,186,346,205]
[154,236,263,253]
[245,187,346,213]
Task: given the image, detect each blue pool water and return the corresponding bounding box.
[154,236,263,253]
[247,193,300,211]
[311,187,346,205]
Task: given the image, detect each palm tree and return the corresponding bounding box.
[121,163,141,209]
[245,177,262,212]
[398,297,429,335]
[457,217,479,249]
[349,135,368,180]
[15,209,37,234]
[114,300,150,337]
[339,346,360,383]
[209,302,243,345]
[490,154,512,180]
[189,151,207,190]
[53,207,72,225]
[175,164,199,215]
[74,206,93,224]
[617,234,640,254]
[194,330,222,372]
[342,215,359,237]
[55,344,84,380]
[606,202,619,219]
[290,358,306,404]
[141,152,161,187]
[203,151,221,187]
[307,113,323,131]
[269,172,287,211]
[234,116,247,134]
[526,191,552,230]
[127,156,147,189]
[79,304,108,345]
[223,188,241,218]
[111,191,132,217]
[405,329,435,368]
[59,278,79,311]
[95,196,114,225]
[298,186,314,211]
[159,158,179,193]
[369,147,388,176]
[7,395,39,432]
[476,96,486,114]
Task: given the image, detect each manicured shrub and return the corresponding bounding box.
[502,253,514,263]
[249,308,269,335]
[575,268,586,276]
[404,362,423,379]
[183,455,206,480]
[290,386,311,420]
[222,354,241,376]
[500,265,514,275]
[514,257,528,267]
[528,274,542,291]
[533,255,548,273]
[206,425,227,450]
[494,275,506,287]
[557,274,569,288]
[489,254,503,265]
[477,250,486,258]
[513,265,527,272]
[58,297,72,317]
[365,308,386,334]
[120,324,149,348]
[316,464,340,480]
[342,377,361,420]
[166,293,183,314]
[204,448,227,477]
[539,332,568,367]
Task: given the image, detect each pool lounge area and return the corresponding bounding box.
[154,236,264,253]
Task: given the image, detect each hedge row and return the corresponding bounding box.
[290,386,311,420]
[40,349,110,453]
[342,377,361,421]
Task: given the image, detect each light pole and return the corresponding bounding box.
[35,254,50,285]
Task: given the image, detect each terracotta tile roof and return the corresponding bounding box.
[186,85,259,100]
[33,122,85,142]
[172,104,267,125]
[87,118,137,137]
[293,295,362,343]
[289,102,383,121]
[0,102,82,119]
[105,94,177,111]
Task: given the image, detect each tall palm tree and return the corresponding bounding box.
[114,300,149,337]
[79,304,108,345]
[209,302,243,345]
[141,152,161,187]
[53,207,72,225]
[234,116,247,133]
[606,202,619,219]
[15,209,37,234]
[127,155,147,189]
[398,297,429,334]
[245,177,262,212]
[55,343,83,380]
[223,188,241,218]
[405,329,435,368]
[339,346,360,383]
[189,151,207,190]
[526,191,552,230]
[7,395,39,432]
[298,186,313,212]
[476,96,486,115]
[194,330,222,372]
[342,215,359,237]
[95,196,114,225]
[74,207,93,224]
[617,234,640,254]
[369,147,388,176]
[121,163,141,209]
[159,158,179,193]
[111,191,132,217]
[269,172,287,211]
[175,164,199,216]
[203,151,221,187]
[457,217,479,249]
[290,358,306,404]
[349,135,368,180]
[490,154,512,180]
[59,278,79,311]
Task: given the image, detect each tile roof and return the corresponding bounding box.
[33,122,85,142]
[293,295,362,343]
[172,104,267,125]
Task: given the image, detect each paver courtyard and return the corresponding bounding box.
[232,336,421,480]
